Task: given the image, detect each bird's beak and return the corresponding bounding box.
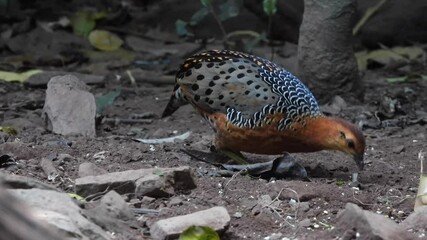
[354,154,364,171]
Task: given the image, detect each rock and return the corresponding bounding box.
[298,0,361,103]
[290,202,310,213]
[320,96,348,115]
[78,162,108,178]
[9,188,111,240]
[393,145,405,154]
[42,75,96,137]
[98,191,134,221]
[298,218,312,228]
[0,185,63,240]
[75,166,196,198]
[85,191,136,239]
[0,173,59,191]
[332,203,414,239]
[27,71,105,87]
[167,196,183,207]
[150,206,230,240]
[32,209,85,239]
[400,206,427,232]
[40,158,60,182]
[57,153,75,162]
[0,142,34,160]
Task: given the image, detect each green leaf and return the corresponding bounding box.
[88,30,124,51]
[95,88,121,113]
[71,11,97,37]
[190,7,210,26]
[179,226,220,240]
[219,0,243,21]
[335,181,346,186]
[263,0,278,16]
[200,0,211,7]
[153,169,164,176]
[176,19,193,37]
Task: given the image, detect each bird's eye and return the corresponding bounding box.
[347,140,355,149]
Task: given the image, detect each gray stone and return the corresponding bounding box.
[85,191,136,239]
[78,162,108,178]
[0,142,35,160]
[0,173,59,191]
[332,203,414,239]
[40,158,60,182]
[42,75,96,137]
[32,209,87,239]
[75,166,196,198]
[9,189,111,240]
[99,191,134,221]
[400,206,427,231]
[150,206,230,240]
[298,218,312,228]
[167,196,183,207]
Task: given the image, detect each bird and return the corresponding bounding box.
[162,49,366,170]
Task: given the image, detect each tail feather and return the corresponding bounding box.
[161,85,187,118]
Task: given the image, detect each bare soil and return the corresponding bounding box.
[1,66,426,239]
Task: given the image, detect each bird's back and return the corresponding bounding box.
[162,50,321,131]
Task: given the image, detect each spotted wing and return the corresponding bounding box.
[176,50,321,130]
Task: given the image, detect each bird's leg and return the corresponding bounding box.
[210,145,248,165]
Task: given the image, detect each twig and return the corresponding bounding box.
[132,208,160,214]
[102,118,153,125]
[208,4,227,42]
[222,169,247,196]
[266,187,300,228]
[353,0,387,35]
[126,70,136,87]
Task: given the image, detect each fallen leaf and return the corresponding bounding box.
[68,193,87,203]
[179,225,220,240]
[95,88,121,113]
[134,131,191,144]
[71,11,107,37]
[355,46,424,71]
[0,126,17,135]
[0,70,43,83]
[385,74,427,83]
[89,30,123,51]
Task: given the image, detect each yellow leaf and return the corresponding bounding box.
[68,193,87,203]
[88,30,123,51]
[0,126,17,135]
[355,46,424,71]
[0,70,43,83]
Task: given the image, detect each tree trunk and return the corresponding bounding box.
[297,0,362,103]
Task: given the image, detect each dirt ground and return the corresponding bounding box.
[1,63,426,239]
[1,1,427,239]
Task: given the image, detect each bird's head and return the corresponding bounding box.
[323,118,365,170]
[304,117,366,170]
